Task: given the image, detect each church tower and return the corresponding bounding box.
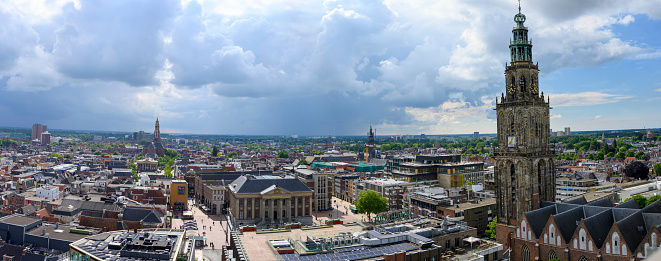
[154,117,161,142]
[495,3,555,249]
[366,126,375,163]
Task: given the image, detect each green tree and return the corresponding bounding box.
[277,151,290,158]
[625,195,648,208]
[355,190,388,222]
[164,164,172,177]
[485,216,497,239]
[626,151,634,158]
[606,152,614,158]
[64,154,72,159]
[615,152,625,159]
[296,159,308,166]
[228,151,238,158]
[654,163,661,176]
[595,152,605,161]
[139,139,148,146]
[113,151,120,155]
[212,145,218,157]
[635,151,646,159]
[128,163,139,181]
[647,195,661,207]
[465,180,474,186]
[586,154,594,160]
[49,153,63,158]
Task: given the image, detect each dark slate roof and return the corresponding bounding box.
[564,196,588,205]
[230,176,312,194]
[584,209,614,249]
[613,208,639,222]
[19,205,37,216]
[643,213,661,230]
[524,205,556,238]
[615,199,641,209]
[144,142,164,149]
[553,206,585,242]
[586,197,614,207]
[583,206,610,218]
[616,211,647,252]
[122,208,164,223]
[556,203,583,214]
[642,198,661,213]
[541,201,557,208]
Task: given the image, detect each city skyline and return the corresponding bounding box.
[1,0,660,135]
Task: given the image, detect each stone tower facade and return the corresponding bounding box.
[366,126,375,163]
[495,5,555,249]
[154,117,161,142]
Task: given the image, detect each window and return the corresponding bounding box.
[579,228,586,250]
[548,250,557,260]
[522,245,530,261]
[579,256,587,261]
[613,232,620,255]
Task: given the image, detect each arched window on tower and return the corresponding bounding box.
[510,163,516,218]
[519,76,526,93]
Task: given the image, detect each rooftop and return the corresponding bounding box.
[27,223,97,242]
[0,214,41,226]
[70,229,186,261]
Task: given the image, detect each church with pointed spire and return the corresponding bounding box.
[143,118,166,158]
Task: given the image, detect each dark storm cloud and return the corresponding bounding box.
[53,0,180,86]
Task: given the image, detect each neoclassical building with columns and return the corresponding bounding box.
[228,175,313,221]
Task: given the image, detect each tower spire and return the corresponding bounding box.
[518,0,521,12]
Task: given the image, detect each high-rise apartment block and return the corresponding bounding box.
[32,124,47,141]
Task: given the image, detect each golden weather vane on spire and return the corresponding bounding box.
[518,0,521,12]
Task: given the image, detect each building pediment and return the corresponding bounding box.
[260,185,291,195]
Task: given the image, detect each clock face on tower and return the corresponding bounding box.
[508,84,516,94]
[532,83,538,94]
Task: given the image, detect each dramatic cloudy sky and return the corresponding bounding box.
[1,0,660,136]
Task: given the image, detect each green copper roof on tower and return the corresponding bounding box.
[509,0,532,62]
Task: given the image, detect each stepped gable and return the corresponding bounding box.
[615,199,641,209]
[616,211,647,252]
[584,208,614,249]
[553,206,585,243]
[524,205,557,238]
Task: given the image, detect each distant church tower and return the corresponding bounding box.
[143,118,165,158]
[366,126,375,163]
[154,117,162,142]
[495,3,555,249]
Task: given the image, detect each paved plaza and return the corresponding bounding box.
[171,199,228,261]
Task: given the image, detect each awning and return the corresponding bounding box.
[463,237,480,244]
